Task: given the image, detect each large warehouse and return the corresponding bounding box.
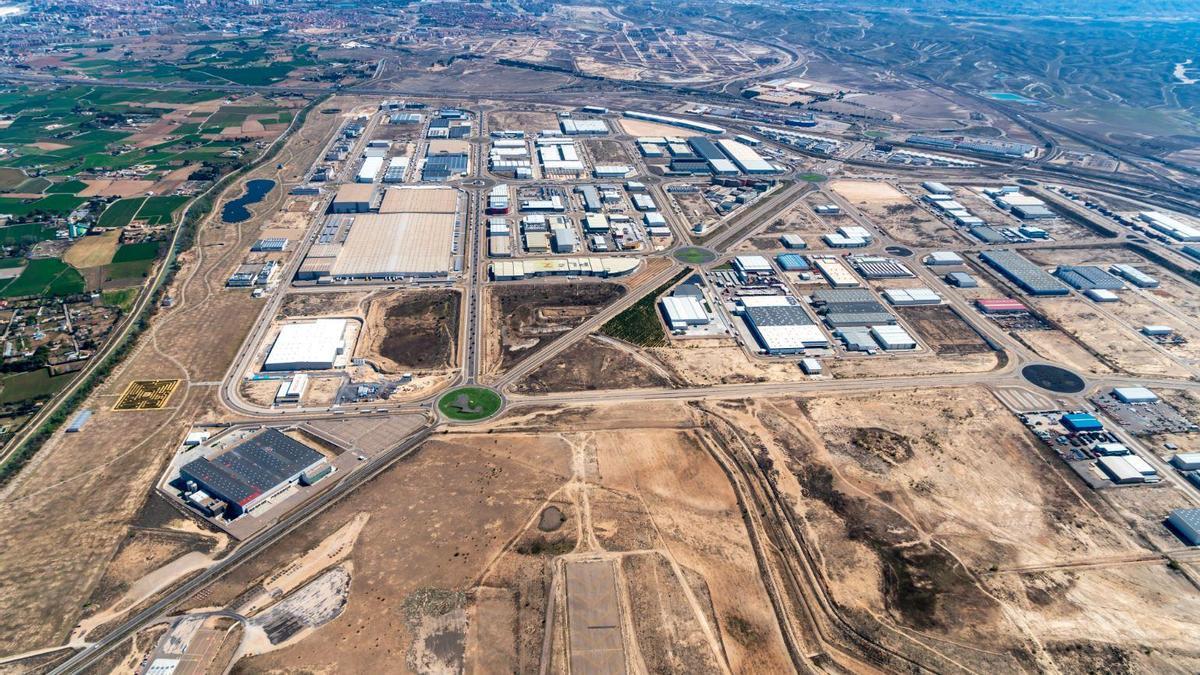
[331,184,375,213]
[263,319,347,371]
[180,429,328,516]
[739,296,828,354]
[1168,508,1200,546]
[300,187,462,281]
[980,250,1070,296]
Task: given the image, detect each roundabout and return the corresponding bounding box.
[437,386,504,422]
[1021,364,1086,394]
[673,246,718,265]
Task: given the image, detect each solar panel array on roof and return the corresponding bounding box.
[1054,265,1125,291]
[980,250,1070,296]
[181,429,324,512]
[810,288,876,305]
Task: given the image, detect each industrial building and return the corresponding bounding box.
[715,138,776,174]
[945,272,978,288]
[775,254,809,271]
[378,186,460,214]
[263,319,347,371]
[180,429,328,517]
[356,156,384,183]
[1061,412,1103,432]
[870,324,917,350]
[975,298,1028,314]
[1167,508,1200,546]
[1114,387,1159,404]
[850,256,913,279]
[1170,454,1200,471]
[275,374,308,404]
[733,255,773,280]
[560,118,608,135]
[660,295,709,330]
[922,181,953,195]
[490,257,640,281]
[810,288,896,327]
[1109,264,1158,288]
[739,296,828,354]
[1098,455,1147,484]
[622,110,725,134]
[299,201,459,282]
[331,184,375,213]
[252,238,288,252]
[780,234,806,250]
[882,288,941,306]
[1086,289,1118,302]
[813,258,859,288]
[980,250,1070,296]
[1054,265,1125,291]
[1140,211,1200,242]
[685,137,739,175]
[925,251,963,266]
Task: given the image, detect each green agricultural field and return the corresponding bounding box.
[0,223,59,247]
[0,194,85,217]
[102,259,155,284]
[600,268,692,347]
[0,258,86,298]
[44,179,89,194]
[0,369,72,405]
[111,241,160,263]
[135,195,189,225]
[101,287,138,312]
[97,198,146,228]
[438,387,503,421]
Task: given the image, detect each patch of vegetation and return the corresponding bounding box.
[44,179,88,194]
[797,172,827,182]
[136,195,189,225]
[0,194,85,216]
[0,223,59,247]
[102,288,138,312]
[112,241,161,263]
[673,246,716,264]
[0,369,71,405]
[599,267,692,347]
[97,197,146,228]
[0,258,86,298]
[437,387,503,421]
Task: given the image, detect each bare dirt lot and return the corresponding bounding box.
[484,282,625,375]
[896,305,991,356]
[831,179,962,247]
[487,109,560,134]
[358,289,460,373]
[513,335,677,393]
[720,388,1200,672]
[584,139,632,166]
[1033,297,1179,377]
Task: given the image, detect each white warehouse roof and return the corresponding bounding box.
[661,296,708,327]
[264,319,347,371]
[1113,387,1158,404]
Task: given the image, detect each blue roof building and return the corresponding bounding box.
[1061,413,1103,432]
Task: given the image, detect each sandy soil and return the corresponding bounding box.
[1034,297,1180,377]
[725,388,1200,672]
[78,180,156,198]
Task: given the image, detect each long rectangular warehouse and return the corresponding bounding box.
[264,319,347,371]
[716,138,776,174]
[332,212,456,278]
[622,110,725,134]
[378,186,460,214]
[980,250,1069,296]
